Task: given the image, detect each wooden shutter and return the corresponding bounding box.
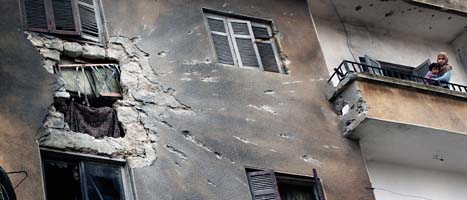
[77,0,100,40]
[23,0,50,32]
[228,19,263,69]
[247,170,281,200]
[252,24,282,73]
[207,16,236,65]
[50,0,80,34]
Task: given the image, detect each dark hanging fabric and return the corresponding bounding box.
[0,166,17,200]
[65,102,123,138]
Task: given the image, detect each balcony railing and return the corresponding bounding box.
[328,60,467,93]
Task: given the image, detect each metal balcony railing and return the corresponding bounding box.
[328,60,467,93]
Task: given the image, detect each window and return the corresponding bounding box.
[58,63,122,102]
[204,10,284,73]
[21,0,102,42]
[246,168,326,200]
[41,150,129,200]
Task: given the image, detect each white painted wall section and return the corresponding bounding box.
[314,18,467,85]
[367,161,467,200]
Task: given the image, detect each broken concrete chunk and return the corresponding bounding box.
[82,45,106,59]
[63,42,83,57]
[40,48,61,61]
[44,38,64,52]
[116,106,139,124]
[43,111,65,129]
[121,62,142,74]
[124,123,147,142]
[42,59,57,74]
[28,36,44,47]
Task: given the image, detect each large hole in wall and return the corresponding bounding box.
[26,32,168,167]
[53,56,125,139]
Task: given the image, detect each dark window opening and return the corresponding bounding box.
[246,168,325,200]
[21,0,103,43]
[204,9,285,74]
[53,62,124,139]
[42,151,126,200]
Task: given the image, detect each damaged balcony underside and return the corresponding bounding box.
[28,32,194,168]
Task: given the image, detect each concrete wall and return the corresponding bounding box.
[367,161,467,200]
[0,1,54,200]
[99,0,375,199]
[357,80,467,134]
[411,0,467,13]
[313,17,467,85]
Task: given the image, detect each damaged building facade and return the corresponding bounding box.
[0,0,467,199]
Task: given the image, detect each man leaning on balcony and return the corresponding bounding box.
[432,52,453,88]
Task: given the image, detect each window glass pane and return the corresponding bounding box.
[43,159,83,200]
[278,183,316,200]
[231,22,250,35]
[212,34,235,65]
[24,0,48,30]
[257,42,279,72]
[207,18,226,33]
[252,26,270,39]
[83,162,124,200]
[52,0,76,31]
[236,38,259,67]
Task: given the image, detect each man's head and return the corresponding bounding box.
[437,52,449,65]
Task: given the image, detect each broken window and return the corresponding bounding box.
[204,10,285,74]
[246,168,326,200]
[58,63,122,105]
[22,0,103,42]
[42,151,127,200]
[55,63,124,138]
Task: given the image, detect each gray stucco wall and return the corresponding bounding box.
[102,0,375,199]
[0,1,54,200]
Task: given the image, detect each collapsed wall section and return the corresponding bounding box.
[26,32,193,168]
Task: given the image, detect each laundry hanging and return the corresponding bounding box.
[65,102,123,138]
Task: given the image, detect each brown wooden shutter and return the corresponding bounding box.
[77,0,100,41]
[247,170,281,200]
[23,0,50,32]
[50,0,79,34]
[207,17,235,65]
[77,0,100,39]
[228,19,262,68]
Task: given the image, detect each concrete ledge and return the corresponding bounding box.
[326,73,467,102]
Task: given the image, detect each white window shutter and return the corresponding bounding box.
[227,19,263,69]
[207,17,236,65]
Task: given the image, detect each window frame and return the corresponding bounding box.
[245,168,326,200]
[40,149,135,200]
[204,10,285,74]
[20,0,104,43]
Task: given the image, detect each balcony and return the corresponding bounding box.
[327,60,467,137]
[326,60,467,199]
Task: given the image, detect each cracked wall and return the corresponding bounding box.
[26,32,194,168]
[328,79,369,137]
[100,0,376,199]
